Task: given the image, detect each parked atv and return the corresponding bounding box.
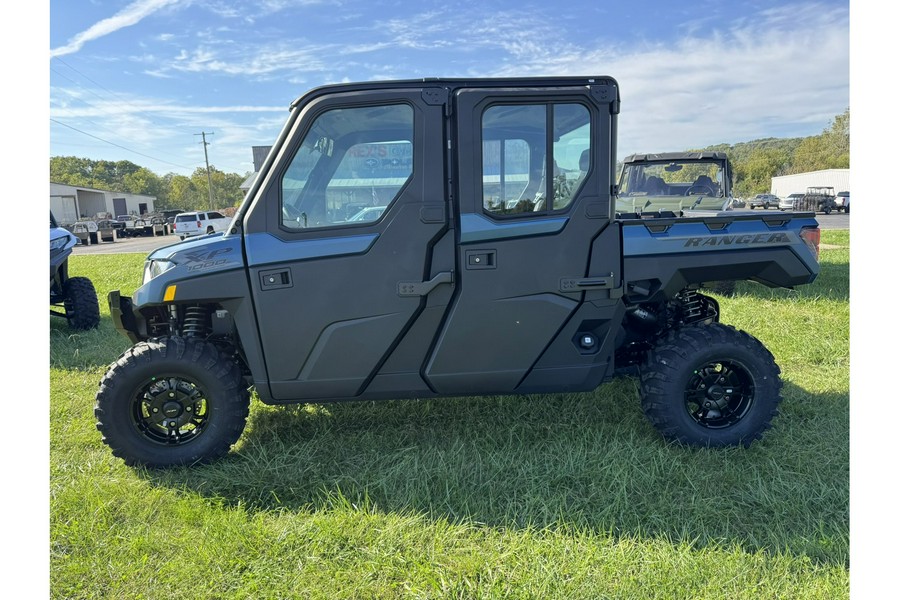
[50,212,100,330]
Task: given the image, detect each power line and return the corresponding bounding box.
[50,57,204,169]
[52,57,138,110]
[50,118,194,171]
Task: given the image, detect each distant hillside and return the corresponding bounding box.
[695,109,849,196]
[697,137,805,165]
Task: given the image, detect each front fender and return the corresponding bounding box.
[134,234,245,308]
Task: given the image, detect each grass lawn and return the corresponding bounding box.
[49,231,849,599]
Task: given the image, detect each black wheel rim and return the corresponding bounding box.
[684,360,754,429]
[130,376,210,445]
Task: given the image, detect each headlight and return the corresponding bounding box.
[143,259,176,284]
[50,231,76,253]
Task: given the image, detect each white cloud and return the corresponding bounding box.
[51,0,184,58]
[49,1,850,175]
[165,43,331,77]
[50,97,285,119]
[461,5,850,156]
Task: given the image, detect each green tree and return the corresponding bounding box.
[50,156,96,188]
[189,166,248,210]
[51,156,250,212]
[165,174,202,211]
[789,108,849,173]
[733,147,790,196]
[123,167,163,199]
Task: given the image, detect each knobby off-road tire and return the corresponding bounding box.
[95,337,250,468]
[639,323,782,448]
[64,276,100,330]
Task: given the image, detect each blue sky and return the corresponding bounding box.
[48,0,850,177]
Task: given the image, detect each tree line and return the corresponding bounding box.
[49,108,849,207]
[49,157,249,212]
[700,108,849,197]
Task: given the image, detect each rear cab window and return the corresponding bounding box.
[481,102,591,218]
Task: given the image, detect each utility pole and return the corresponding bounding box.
[195,131,215,209]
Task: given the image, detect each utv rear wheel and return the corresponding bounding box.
[95,337,250,468]
[64,276,100,330]
[639,323,782,448]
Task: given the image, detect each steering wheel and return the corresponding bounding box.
[685,185,715,196]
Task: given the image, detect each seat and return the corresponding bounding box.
[645,176,666,195]
[561,149,591,207]
[687,175,716,196]
[539,150,590,211]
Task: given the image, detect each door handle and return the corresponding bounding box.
[465,249,496,270]
[259,268,292,290]
[397,271,454,297]
[559,273,614,292]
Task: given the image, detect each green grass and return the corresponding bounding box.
[50,231,849,598]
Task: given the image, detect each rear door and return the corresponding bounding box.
[424,84,621,394]
[243,88,453,401]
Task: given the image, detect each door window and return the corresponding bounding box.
[481,103,590,217]
[280,103,414,230]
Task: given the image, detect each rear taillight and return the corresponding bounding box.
[172,222,176,230]
[800,226,820,261]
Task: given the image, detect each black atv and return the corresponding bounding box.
[50,212,100,330]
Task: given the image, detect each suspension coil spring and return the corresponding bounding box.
[182,306,210,338]
[680,290,703,323]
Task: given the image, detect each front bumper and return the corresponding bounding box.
[109,290,142,344]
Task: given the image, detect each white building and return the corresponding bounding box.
[770,169,850,198]
[50,182,157,225]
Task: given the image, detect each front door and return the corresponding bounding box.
[244,89,453,401]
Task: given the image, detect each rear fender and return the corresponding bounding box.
[621,214,819,300]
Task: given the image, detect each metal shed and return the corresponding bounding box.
[770,169,850,198]
[50,182,157,225]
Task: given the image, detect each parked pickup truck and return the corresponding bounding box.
[749,194,780,209]
[172,210,231,239]
[116,214,169,237]
[96,77,821,467]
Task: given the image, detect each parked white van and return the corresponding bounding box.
[172,211,230,240]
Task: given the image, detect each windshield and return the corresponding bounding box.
[617,160,729,212]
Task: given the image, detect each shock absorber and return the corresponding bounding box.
[679,290,703,323]
[182,305,210,338]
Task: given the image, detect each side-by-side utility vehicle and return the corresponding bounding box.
[51,212,100,330]
[95,77,821,467]
[615,151,736,214]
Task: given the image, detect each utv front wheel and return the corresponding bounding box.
[64,276,100,330]
[639,323,782,447]
[95,337,250,467]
